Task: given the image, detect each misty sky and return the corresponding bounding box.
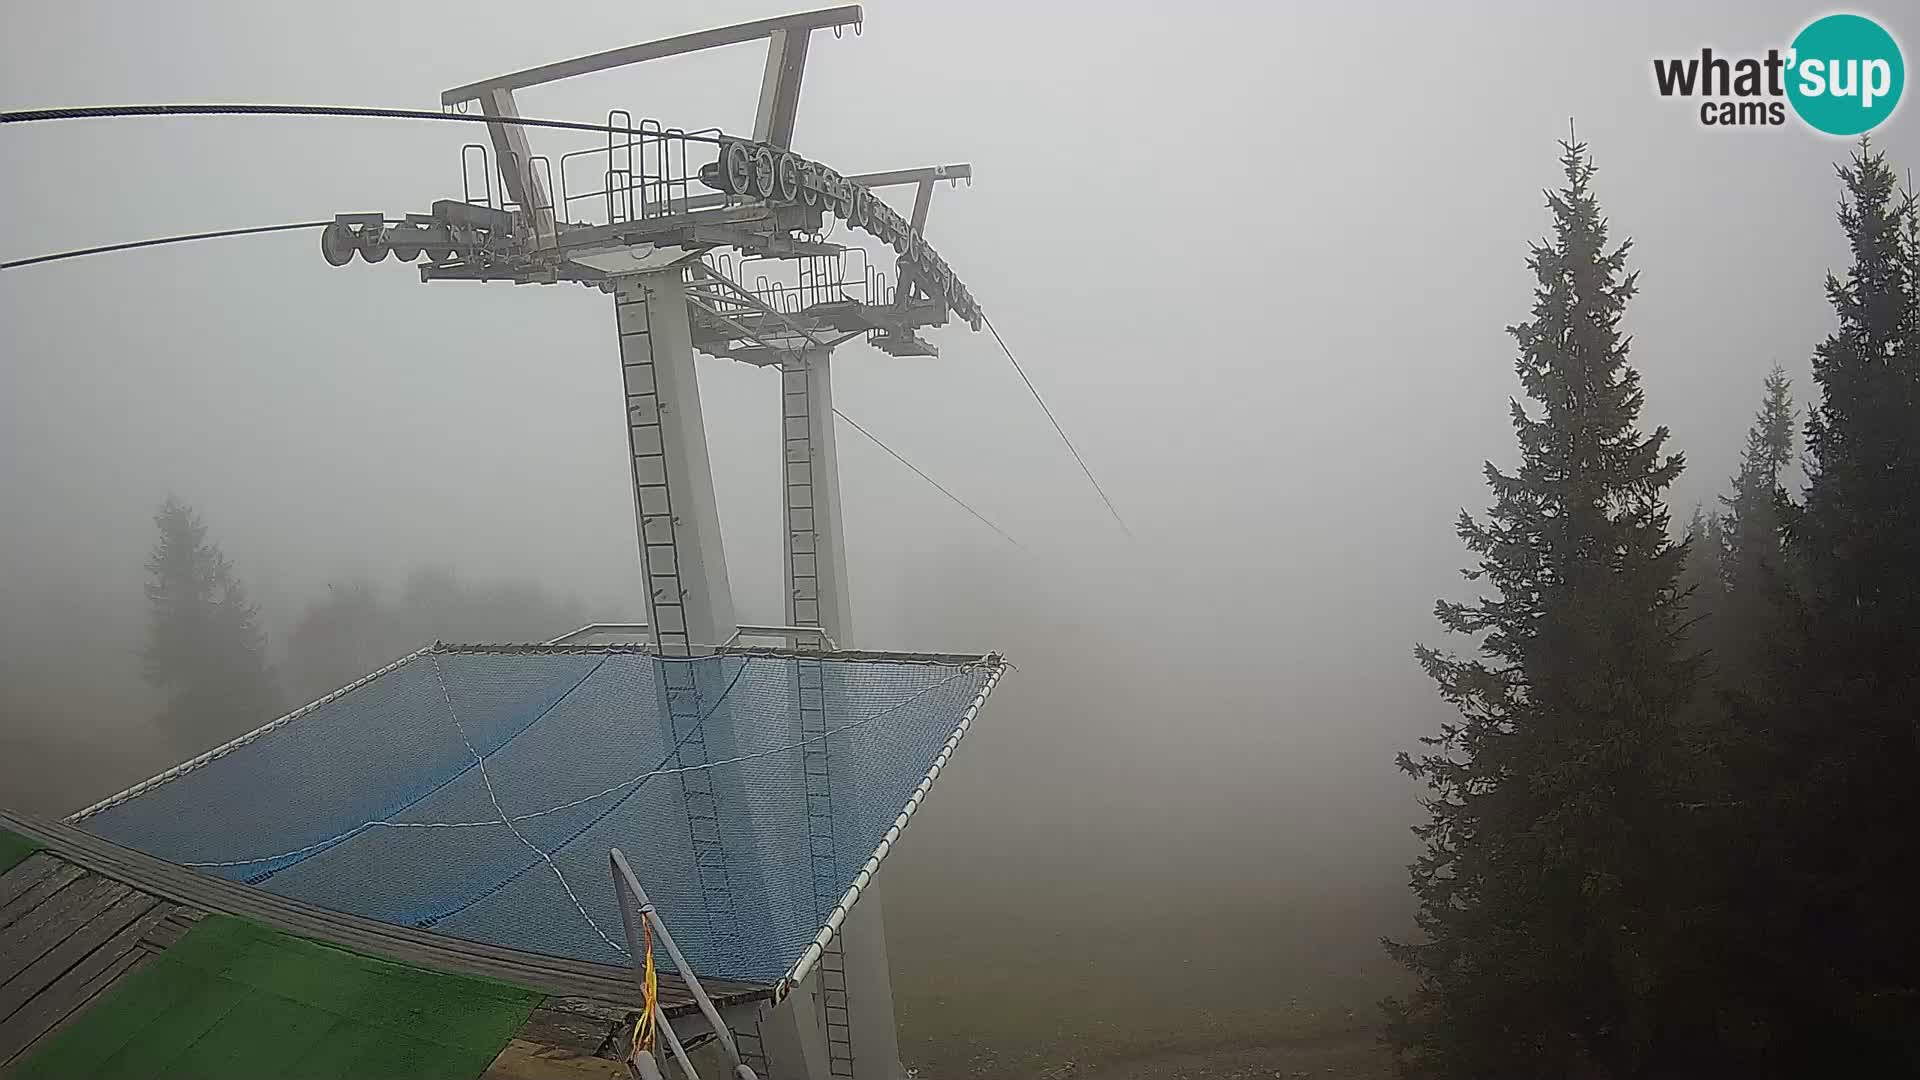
[5,1,1917,874]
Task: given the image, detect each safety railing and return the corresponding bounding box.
[456,118,723,231]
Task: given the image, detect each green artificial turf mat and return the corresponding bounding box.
[11,915,543,1080]
[0,828,43,874]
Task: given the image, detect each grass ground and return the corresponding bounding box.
[889,879,1406,1079]
[0,828,42,874]
[12,915,542,1080]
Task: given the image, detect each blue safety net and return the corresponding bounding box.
[77,645,1001,985]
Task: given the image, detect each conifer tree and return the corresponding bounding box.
[1754,138,1920,1070]
[1678,503,1727,660]
[1386,140,1698,1077]
[1713,365,1794,681]
[143,497,282,751]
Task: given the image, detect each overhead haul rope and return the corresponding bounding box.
[0,103,1046,549]
[1,220,343,270]
[0,102,723,143]
[2,222,1025,552]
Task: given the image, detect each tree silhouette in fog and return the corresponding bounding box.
[143,497,282,753]
[1724,140,1920,1073]
[282,568,592,702]
[1387,140,1698,1076]
[1392,134,1920,1080]
[1713,364,1795,683]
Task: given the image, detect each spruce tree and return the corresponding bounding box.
[1678,503,1727,661]
[1713,365,1794,682]
[143,497,282,752]
[1386,140,1699,1077]
[1755,138,1920,1070]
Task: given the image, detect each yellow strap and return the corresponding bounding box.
[630,916,660,1057]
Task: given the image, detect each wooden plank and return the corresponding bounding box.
[0,874,130,979]
[0,945,152,1072]
[0,854,62,910]
[138,906,206,953]
[44,850,674,1004]
[540,996,635,1024]
[0,893,160,1019]
[0,901,169,1067]
[11,948,155,1068]
[139,917,188,951]
[481,1037,629,1079]
[515,1004,618,1056]
[27,820,648,992]
[0,812,773,1014]
[0,863,85,934]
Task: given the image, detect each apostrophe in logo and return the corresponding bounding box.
[1652,13,1904,135]
[1787,14,1903,135]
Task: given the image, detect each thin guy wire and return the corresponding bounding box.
[832,408,1024,550]
[983,314,1133,538]
[429,652,625,955]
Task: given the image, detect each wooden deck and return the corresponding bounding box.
[0,850,193,1069]
[0,810,773,1075]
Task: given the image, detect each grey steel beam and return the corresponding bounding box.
[441,6,862,104]
[479,88,555,244]
[753,28,811,149]
[843,164,971,190]
[892,181,935,311]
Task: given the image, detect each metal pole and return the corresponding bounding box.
[612,848,759,1079]
[613,849,707,1080]
[657,1005,702,1080]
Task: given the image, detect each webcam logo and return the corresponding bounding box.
[1653,13,1904,135]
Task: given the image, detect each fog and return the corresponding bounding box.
[3,1,1911,1074]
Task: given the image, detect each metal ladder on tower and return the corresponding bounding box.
[616,276,739,962]
[782,346,854,1079]
[665,658,739,959]
[618,277,693,659]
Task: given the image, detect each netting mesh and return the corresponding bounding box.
[77,646,1001,984]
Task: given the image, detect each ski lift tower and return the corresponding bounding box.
[315,7,983,1080]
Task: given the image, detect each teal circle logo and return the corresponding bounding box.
[1787,14,1904,135]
